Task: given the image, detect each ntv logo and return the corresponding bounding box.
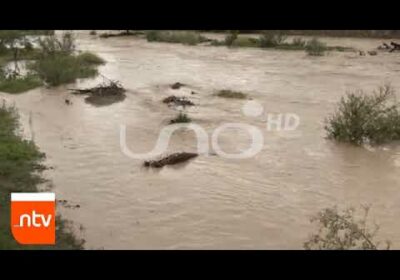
[120,100,300,160]
[11,193,56,245]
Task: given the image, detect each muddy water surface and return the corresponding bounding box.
[2,33,400,249]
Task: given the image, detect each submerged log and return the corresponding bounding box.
[144,152,198,168]
[171,82,185,90]
[69,79,126,106]
[162,96,194,106]
[389,41,400,52]
[377,42,400,52]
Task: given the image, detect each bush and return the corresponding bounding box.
[76,52,105,65]
[304,206,390,250]
[305,38,327,56]
[216,89,248,99]
[259,31,287,48]
[30,32,102,86]
[292,37,306,47]
[30,54,98,86]
[146,31,207,45]
[224,31,238,46]
[38,32,76,57]
[231,37,259,48]
[0,73,42,93]
[325,84,400,145]
[170,112,191,124]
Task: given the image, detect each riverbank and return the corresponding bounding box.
[0,101,84,249]
[202,30,400,39]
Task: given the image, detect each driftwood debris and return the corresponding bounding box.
[390,42,400,52]
[144,152,198,168]
[69,79,126,106]
[163,96,194,107]
[171,82,185,90]
[56,199,80,209]
[377,41,400,52]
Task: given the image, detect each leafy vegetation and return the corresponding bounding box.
[224,31,239,46]
[146,31,208,46]
[170,111,192,124]
[325,84,400,145]
[28,32,103,86]
[0,102,84,249]
[304,206,390,250]
[0,31,104,91]
[259,30,287,48]
[0,71,42,93]
[305,38,327,56]
[215,89,248,99]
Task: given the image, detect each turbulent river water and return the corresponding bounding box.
[1,32,400,249]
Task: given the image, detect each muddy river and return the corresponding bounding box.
[1,32,400,249]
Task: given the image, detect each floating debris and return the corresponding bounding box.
[144,152,198,168]
[69,79,126,106]
[163,95,194,107]
[377,41,400,52]
[171,82,185,90]
[56,199,81,209]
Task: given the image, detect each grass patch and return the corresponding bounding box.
[76,52,105,65]
[224,31,238,46]
[0,103,84,249]
[17,30,55,36]
[325,84,400,145]
[146,31,208,46]
[231,37,259,48]
[169,112,192,124]
[30,33,103,86]
[305,38,327,56]
[259,31,287,48]
[0,32,103,90]
[29,54,99,86]
[99,30,144,38]
[0,73,42,93]
[215,89,248,99]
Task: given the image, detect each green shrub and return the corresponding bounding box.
[76,52,105,65]
[304,206,390,250]
[216,89,248,99]
[259,31,287,48]
[146,31,206,45]
[224,31,238,46]
[325,84,400,145]
[0,103,84,249]
[0,73,42,93]
[170,112,191,124]
[292,37,306,47]
[231,37,259,48]
[38,32,76,57]
[30,54,98,86]
[305,38,327,56]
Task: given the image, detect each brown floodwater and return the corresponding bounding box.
[1,32,400,249]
